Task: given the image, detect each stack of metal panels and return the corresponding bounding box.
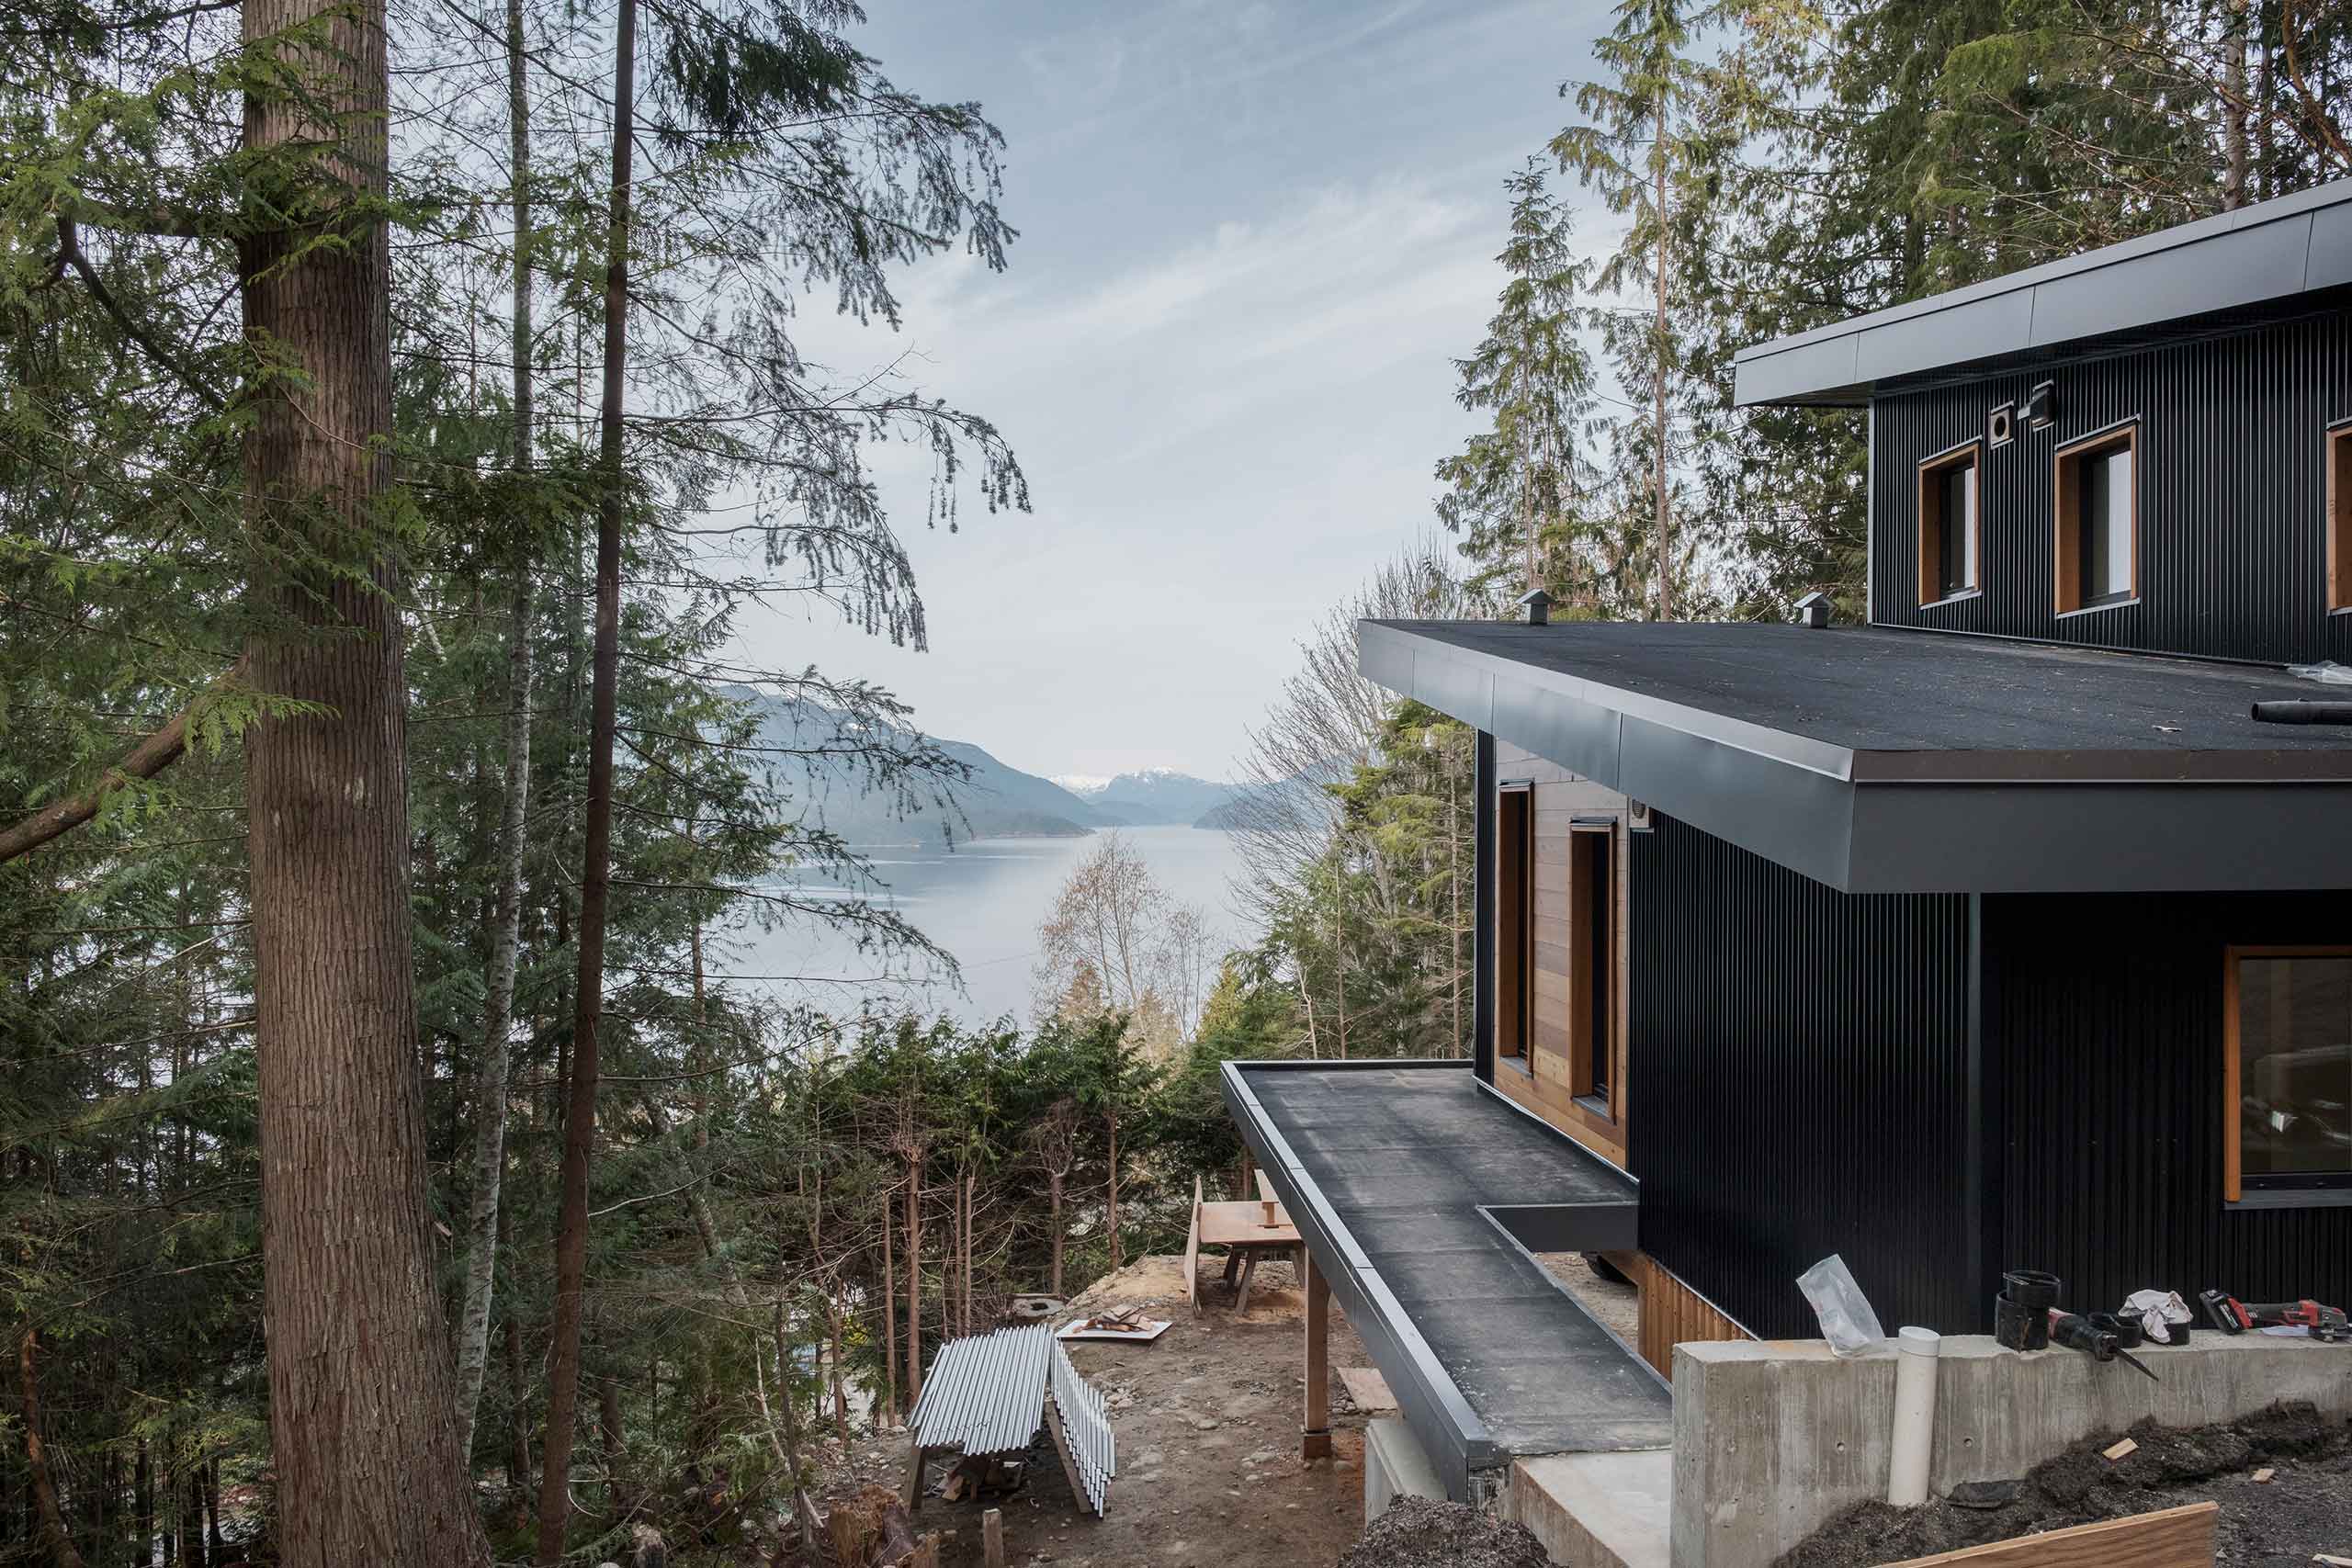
[908,1325,1053,1458]
[904,1323,1121,1517]
[1048,1340,1117,1517]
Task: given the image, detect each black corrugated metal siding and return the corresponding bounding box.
[1870,310,2352,664]
[1631,814,1978,1339]
[1984,892,2352,1313]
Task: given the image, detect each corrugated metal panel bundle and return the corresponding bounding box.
[906,1325,1119,1517]
[907,1325,1053,1459]
[1048,1339,1117,1517]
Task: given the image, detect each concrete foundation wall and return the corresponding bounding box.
[1363,1416,1444,1524]
[1506,1450,1671,1568]
[1671,1334,2352,1568]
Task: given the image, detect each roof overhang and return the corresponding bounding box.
[1362,621,2352,895]
[1222,1060,1503,1498]
[1733,178,2352,407]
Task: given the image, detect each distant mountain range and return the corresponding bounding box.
[1052,768,1241,828]
[740,692,1243,845]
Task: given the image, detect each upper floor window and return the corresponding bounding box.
[1917,441,1980,605]
[2328,419,2350,614]
[2054,423,2139,615]
[2225,946,2352,1201]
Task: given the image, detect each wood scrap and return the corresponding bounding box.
[983,1507,1006,1568]
[2253,1466,2275,1483]
[2101,1437,2138,1461]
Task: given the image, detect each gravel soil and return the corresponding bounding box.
[1777,1401,2352,1568]
[1336,1496,1549,1568]
[813,1254,1374,1568]
[1532,1253,1639,1348]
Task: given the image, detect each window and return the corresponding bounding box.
[2328,420,2351,614]
[1496,786,1532,1064]
[2054,423,2139,614]
[1917,441,1981,604]
[1568,823,1617,1115]
[2225,947,2352,1201]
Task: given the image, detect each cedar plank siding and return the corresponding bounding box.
[1489,740,1631,1169]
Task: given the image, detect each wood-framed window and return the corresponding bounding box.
[2054,422,2139,615]
[1495,784,1533,1065]
[2327,419,2351,614]
[2223,945,2352,1202]
[1917,439,1982,605]
[1567,822,1617,1115]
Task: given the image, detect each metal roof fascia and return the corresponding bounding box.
[1360,623,1862,889]
[1219,1061,1498,1500]
[1729,179,2352,404]
[1843,779,2352,894]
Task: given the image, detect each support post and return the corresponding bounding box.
[1302,1249,1331,1460]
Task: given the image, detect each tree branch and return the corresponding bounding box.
[0,659,247,868]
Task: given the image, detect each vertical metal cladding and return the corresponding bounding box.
[1631,814,1977,1339]
[1984,891,2352,1314]
[1870,309,2352,664]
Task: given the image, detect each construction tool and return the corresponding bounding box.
[2047,1309,2161,1382]
[2198,1289,2348,1342]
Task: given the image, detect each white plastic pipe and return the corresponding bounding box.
[1887,1325,1941,1506]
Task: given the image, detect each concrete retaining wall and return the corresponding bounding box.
[1671,1334,2352,1568]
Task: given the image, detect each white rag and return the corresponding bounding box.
[2125,1289,2193,1343]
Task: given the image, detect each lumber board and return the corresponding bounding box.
[1874,1501,2217,1568]
[1185,1176,1202,1312]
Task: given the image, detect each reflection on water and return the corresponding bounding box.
[729,825,1253,1025]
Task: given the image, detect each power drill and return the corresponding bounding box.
[2199,1290,2348,1343]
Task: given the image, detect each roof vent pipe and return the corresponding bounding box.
[1516,588,1552,626]
[1793,591,1833,629]
[2251,700,2352,725]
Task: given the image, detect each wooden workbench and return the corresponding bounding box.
[1192,1193,1301,1313]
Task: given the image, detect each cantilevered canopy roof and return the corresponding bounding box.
[1733,177,2352,407]
[1363,619,2352,894]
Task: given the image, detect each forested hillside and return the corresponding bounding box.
[0,0,2344,1563]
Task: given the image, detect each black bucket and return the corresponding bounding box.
[1995,1270,2061,1350]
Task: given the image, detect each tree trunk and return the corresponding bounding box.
[828,1300,851,1448]
[598,1377,628,1522]
[135,1438,153,1566]
[1651,122,1671,623]
[16,1327,86,1568]
[535,0,635,1556]
[1046,1171,1065,1298]
[880,1191,899,1419]
[1106,1105,1122,1271]
[503,1289,534,1513]
[203,1461,221,1562]
[2224,0,2251,209]
[904,1156,923,1406]
[452,0,537,1461]
[239,0,489,1561]
[768,1302,824,1553]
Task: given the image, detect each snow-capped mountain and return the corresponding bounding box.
[1050,768,1238,827]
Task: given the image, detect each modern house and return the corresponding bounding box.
[1224,178,2352,1521]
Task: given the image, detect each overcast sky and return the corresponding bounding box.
[727,0,1613,782]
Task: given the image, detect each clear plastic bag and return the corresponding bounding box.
[1798,1254,1887,1357]
[2287,660,2352,686]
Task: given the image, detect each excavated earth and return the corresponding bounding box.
[1778,1400,2352,1568]
[808,1255,1375,1568]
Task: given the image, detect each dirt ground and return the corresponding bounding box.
[1778,1401,2352,1568]
[1532,1253,1639,1347]
[814,1254,1375,1568]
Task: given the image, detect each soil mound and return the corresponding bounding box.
[1778,1400,2349,1568]
[1338,1496,1551,1568]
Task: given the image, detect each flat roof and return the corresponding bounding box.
[1733,178,2352,407]
[1222,1062,1669,1500]
[1362,619,2352,893]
